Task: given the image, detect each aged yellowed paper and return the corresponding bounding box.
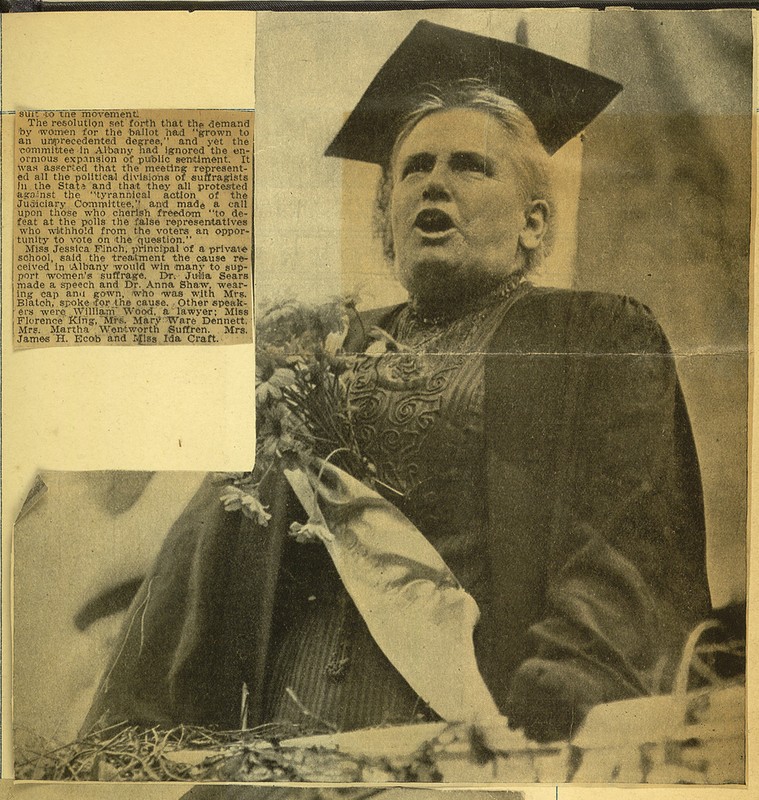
[13,109,253,348]
[3,6,757,797]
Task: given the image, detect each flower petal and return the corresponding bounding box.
[287,519,334,544]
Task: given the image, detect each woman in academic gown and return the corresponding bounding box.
[84,21,711,744]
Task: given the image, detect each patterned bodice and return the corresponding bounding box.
[343,294,520,596]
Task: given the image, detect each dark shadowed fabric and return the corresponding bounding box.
[83,287,710,741]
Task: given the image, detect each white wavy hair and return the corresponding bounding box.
[374,78,556,274]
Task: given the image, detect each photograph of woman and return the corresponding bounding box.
[13,9,749,785]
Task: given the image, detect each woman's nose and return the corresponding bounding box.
[420,161,451,202]
[421,178,451,202]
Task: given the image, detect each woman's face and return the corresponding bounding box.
[389,108,546,305]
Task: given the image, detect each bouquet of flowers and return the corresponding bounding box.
[218,295,382,530]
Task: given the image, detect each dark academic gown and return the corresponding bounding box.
[83,287,711,740]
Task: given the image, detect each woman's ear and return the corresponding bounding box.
[519,199,549,251]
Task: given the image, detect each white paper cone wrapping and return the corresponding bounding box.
[284,463,501,724]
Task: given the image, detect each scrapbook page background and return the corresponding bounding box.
[2,6,756,795]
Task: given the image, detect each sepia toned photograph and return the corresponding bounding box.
[12,8,750,787]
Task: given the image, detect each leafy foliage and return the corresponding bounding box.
[220,296,383,528]
[14,722,441,782]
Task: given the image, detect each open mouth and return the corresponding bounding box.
[414,209,455,234]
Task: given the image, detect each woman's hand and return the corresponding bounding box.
[504,657,608,743]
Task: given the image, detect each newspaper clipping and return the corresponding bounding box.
[13,109,253,348]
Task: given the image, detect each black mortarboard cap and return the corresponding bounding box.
[326,20,622,163]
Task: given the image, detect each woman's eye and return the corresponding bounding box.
[401,154,434,179]
[450,152,492,176]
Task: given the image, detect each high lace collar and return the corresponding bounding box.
[407,273,526,326]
